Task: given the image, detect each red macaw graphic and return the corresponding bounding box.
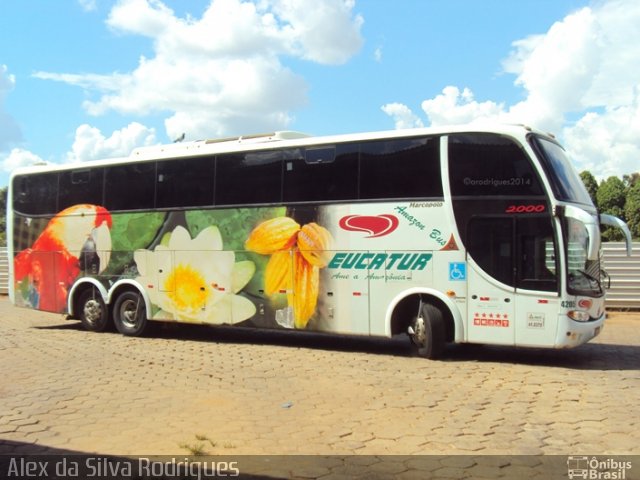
[14,204,113,313]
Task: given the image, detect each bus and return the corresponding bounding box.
[7,124,632,359]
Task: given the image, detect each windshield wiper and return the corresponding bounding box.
[577,269,602,292]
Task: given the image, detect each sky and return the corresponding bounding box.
[1,0,639,188]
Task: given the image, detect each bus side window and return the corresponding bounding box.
[359,137,442,200]
[283,144,359,203]
[215,150,282,206]
[59,168,104,210]
[105,163,156,211]
[156,156,215,208]
[13,172,59,215]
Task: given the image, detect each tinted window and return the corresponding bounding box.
[59,168,104,210]
[157,156,215,208]
[516,216,558,292]
[467,217,514,287]
[216,150,282,205]
[466,215,558,291]
[532,136,592,205]
[360,137,442,199]
[284,144,359,202]
[105,162,156,211]
[13,172,59,215]
[449,134,544,196]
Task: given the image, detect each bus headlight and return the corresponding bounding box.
[568,310,590,322]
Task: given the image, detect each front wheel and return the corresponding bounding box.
[78,288,110,332]
[113,291,148,336]
[410,303,445,359]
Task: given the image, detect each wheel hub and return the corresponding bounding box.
[83,300,102,324]
[411,316,426,344]
[121,300,140,328]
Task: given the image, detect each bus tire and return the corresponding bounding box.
[78,288,110,332]
[410,303,445,359]
[113,290,148,337]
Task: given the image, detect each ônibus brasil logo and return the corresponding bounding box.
[339,214,399,238]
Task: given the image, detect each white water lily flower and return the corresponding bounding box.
[134,226,256,324]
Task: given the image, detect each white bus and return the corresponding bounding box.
[8,124,632,358]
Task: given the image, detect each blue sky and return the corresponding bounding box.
[1,0,639,188]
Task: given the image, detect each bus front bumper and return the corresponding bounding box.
[555,313,605,348]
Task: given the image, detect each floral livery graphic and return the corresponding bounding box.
[245,217,334,329]
[14,204,112,312]
[12,205,336,330]
[134,225,256,324]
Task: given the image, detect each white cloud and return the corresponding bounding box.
[0,65,47,175]
[2,148,46,173]
[380,86,511,133]
[380,102,423,129]
[66,122,157,162]
[270,0,364,64]
[562,89,640,179]
[78,0,97,12]
[420,87,506,127]
[374,46,382,63]
[0,65,15,92]
[34,0,364,142]
[383,0,640,178]
[502,7,602,131]
[0,65,23,151]
[1,122,157,173]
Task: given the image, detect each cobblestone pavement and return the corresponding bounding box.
[0,297,639,477]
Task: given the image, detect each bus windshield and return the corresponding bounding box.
[533,136,593,206]
[564,216,603,296]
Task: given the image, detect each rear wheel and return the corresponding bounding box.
[410,303,445,359]
[113,291,148,336]
[78,288,110,332]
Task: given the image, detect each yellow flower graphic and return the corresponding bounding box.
[245,217,333,329]
[134,226,255,324]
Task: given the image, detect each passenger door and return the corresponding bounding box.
[513,216,560,346]
[465,215,560,346]
[466,217,515,345]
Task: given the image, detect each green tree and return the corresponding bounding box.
[597,176,627,241]
[580,170,598,205]
[625,180,640,240]
[623,172,640,188]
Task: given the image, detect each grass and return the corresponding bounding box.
[178,434,236,455]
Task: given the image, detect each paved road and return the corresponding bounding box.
[0,297,639,477]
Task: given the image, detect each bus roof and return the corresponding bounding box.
[9,123,557,177]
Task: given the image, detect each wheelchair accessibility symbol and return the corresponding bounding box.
[449,262,466,281]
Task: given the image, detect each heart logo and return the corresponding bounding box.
[578,299,592,309]
[339,215,399,238]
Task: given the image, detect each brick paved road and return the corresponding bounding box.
[0,297,638,476]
